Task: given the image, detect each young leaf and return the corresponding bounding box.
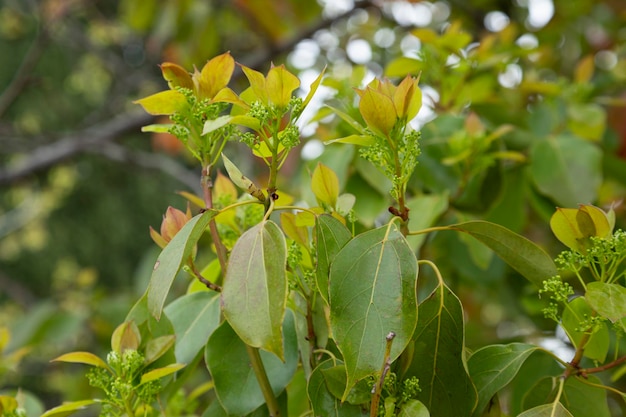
[222,153,265,201]
[205,313,298,416]
[586,282,626,323]
[160,62,194,90]
[147,210,216,319]
[202,115,232,135]
[241,65,268,104]
[467,343,538,417]
[330,222,418,399]
[312,162,340,208]
[40,400,98,417]
[358,87,396,137]
[50,352,110,371]
[302,67,326,109]
[280,212,309,248]
[446,220,557,288]
[144,335,176,365]
[266,64,300,108]
[111,321,141,353]
[315,214,351,303]
[198,52,235,99]
[163,291,221,364]
[139,363,186,384]
[405,280,477,416]
[134,90,187,115]
[221,220,288,359]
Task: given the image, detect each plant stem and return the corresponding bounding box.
[246,345,281,417]
[201,164,229,275]
[370,332,395,417]
[579,354,626,376]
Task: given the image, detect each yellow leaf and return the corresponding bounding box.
[241,65,268,104]
[394,74,422,121]
[213,87,250,109]
[266,64,300,108]
[160,62,194,90]
[575,54,595,84]
[51,351,110,370]
[198,52,235,99]
[280,212,309,248]
[140,364,186,384]
[550,205,612,253]
[134,90,187,115]
[302,67,326,108]
[311,162,339,208]
[111,321,141,353]
[358,87,396,137]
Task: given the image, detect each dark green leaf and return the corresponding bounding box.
[222,220,287,359]
[307,359,368,417]
[148,210,216,319]
[164,291,221,364]
[447,220,557,288]
[468,343,538,417]
[315,214,352,303]
[406,281,477,417]
[330,222,418,399]
[205,311,298,416]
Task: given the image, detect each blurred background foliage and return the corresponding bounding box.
[1,0,625,413]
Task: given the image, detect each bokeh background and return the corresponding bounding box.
[1,0,625,414]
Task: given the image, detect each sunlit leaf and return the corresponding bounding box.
[206,313,298,416]
[140,363,186,384]
[147,210,216,319]
[406,280,477,416]
[221,153,265,201]
[160,62,194,90]
[468,343,538,417]
[202,115,231,135]
[50,352,109,370]
[358,87,396,137]
[241,65,268,104]
[134,90,187,115]
[222,220,287,359]
[330,222,418,399]
[281,212,309,248]
[324,134,375,146]
[303,67,326,108]
[40,400,98,417]
[266,64,300,108]
[325,105,367,135]
[311,162,340,208]
[164,291,221,364]
[111,321,140,353]
[394,74,422,121]
[198,52,235,99]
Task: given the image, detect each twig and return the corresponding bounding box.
[189,260,222,292]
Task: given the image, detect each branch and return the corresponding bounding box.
[0,112,153,186]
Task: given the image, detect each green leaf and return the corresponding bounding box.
[325,105,367,135]
[222,220,287,359]
[567,103,606,141]
[315,214,352,303]
[405,280,477,417]
[222,153,265,201]
[307,359,369,417]
[529,135,602,207]
[405,193,449,252]
[321,365,372,405]
[140,363,186,384]
[40,400,98,417]
[446,220,558,288]
[522,376,610,417]
[467,343,538,417]
[164,291,221,364]
[302,67,326,109]
[144,335,176,365]
[202,115,231,135]
[50,351,110,370]
[147,210,216,319]
[205,313,298,416]
[324,134,376,146]
[358,87,396,137]
[312,162,340,208]
[586,281,626,323]
[134,89,187,115]
[398,400,430,417]
[517,403,574,417]
[561,296,609,362]
[330,222,418,399]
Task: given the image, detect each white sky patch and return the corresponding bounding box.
[526,0,554,29]
[516,33,539,49]
[411,85,439,129]
[484,11,510,32]
[320,0,354,18]
[288,40,320,70]
[388,1,433,27]
[400,34,422,57]
[374,28,396,48]
[346,38,372,64]
[498,63,523,88]
[296,69,336,139]
[301,139,325,160]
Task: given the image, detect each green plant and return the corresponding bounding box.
[44,46,626,417]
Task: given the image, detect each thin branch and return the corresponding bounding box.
[0,112,153,186]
